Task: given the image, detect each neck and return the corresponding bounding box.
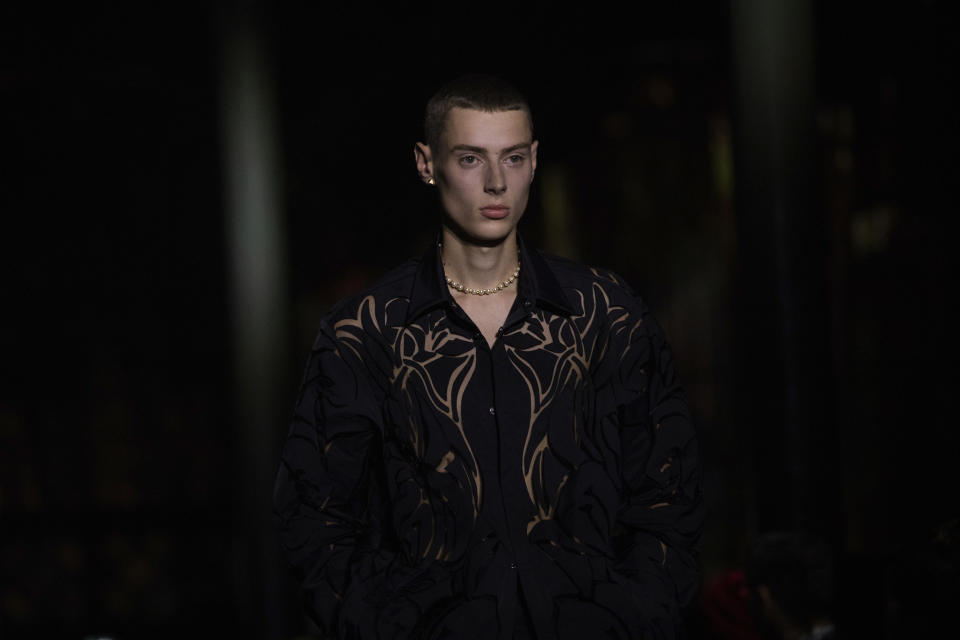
[440,227,519,290]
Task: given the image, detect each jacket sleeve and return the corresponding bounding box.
[612,295,705,619]
[273,318,389,635]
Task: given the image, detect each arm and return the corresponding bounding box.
[613,296,705,616]
[273,319,385,635]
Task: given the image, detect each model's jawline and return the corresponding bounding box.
[441,217,518,250]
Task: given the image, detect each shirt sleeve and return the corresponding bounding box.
[273,317,389,635]
[611,294,706,620]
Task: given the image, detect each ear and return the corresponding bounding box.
[530,140,539,181]
[414,142,435,184]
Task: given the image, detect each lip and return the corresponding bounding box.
[480,205,510,219]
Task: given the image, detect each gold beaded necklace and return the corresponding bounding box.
[441,243,521,296]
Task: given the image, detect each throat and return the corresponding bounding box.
[438,232,521,297]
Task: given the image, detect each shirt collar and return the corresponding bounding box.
[406,232,575,323]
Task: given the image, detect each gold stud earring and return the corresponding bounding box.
[428,177,435,185]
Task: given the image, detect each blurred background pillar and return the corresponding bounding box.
[219,2,288,636]
[730,0,840,541]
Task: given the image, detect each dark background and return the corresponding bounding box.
[3,1,957,638]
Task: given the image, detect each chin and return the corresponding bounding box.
[445,215,519,247]
[463,228,512,247]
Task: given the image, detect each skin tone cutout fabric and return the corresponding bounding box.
[274,238,705,640]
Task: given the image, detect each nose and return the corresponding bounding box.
[484,163,506,195]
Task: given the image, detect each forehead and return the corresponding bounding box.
[440,107,533,150]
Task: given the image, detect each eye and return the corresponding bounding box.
[505,154,526,166]
[459,154,479,166]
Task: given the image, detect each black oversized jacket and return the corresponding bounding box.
[274,237,705,639]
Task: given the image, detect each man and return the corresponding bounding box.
[275,74,704,639]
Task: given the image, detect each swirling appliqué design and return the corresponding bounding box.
[503,310,588,526]
[276,243,705,640]
[391,315,483,520]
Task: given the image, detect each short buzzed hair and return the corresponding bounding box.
[424,74,534,151]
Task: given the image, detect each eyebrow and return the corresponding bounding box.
[450,142,532,155]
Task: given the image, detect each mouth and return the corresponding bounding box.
[480,205,510,219]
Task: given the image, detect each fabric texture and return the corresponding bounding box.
[274,236,705,639]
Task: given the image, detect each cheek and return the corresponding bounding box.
[442,173,476,201]
[510,170,534,198]
[438,180,473,216]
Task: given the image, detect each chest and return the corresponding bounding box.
[388,305,594,441]
[384,307,603,521]
[453,290,516,348]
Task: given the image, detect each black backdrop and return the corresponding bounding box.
[3,2,956,638]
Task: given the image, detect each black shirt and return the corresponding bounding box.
[274,236,705,639]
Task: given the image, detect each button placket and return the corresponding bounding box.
[522,299,536,320]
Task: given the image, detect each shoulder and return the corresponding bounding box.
[319,257,420,340]
[536,250,649,315]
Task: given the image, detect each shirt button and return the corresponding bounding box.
[473,332,482,341]
[489,406,496,416]
[509,561,517,569]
